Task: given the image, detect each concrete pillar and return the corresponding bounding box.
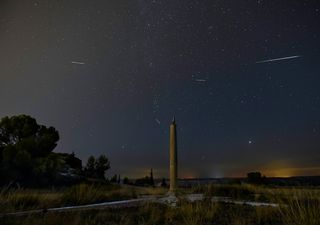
[169,117,178,192]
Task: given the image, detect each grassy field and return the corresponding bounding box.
[0,183,319,225]
[0,183,167,213]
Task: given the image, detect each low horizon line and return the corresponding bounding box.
[123,174,320,180]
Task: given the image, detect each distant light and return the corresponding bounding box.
[249,140,253,144]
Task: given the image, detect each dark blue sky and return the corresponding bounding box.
[0,0,320,178]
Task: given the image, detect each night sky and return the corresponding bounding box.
[1,0,320,178]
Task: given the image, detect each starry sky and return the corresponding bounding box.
[1,0,320,178]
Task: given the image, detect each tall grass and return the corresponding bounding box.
[179,200,218,225]
[278,189,320,225]
[61,184,107,205]
[61,183,141,205]
[0,186,61,213]
[1,184,320,225]
[0,183,167,213]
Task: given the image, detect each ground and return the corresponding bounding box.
[0,183,319,225]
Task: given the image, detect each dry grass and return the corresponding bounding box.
[1,184,320,225]
[132,186,167,196]
[278,189,320,225]
[0,186,61,213]
[60,183,138,205]
[0,183,167,213]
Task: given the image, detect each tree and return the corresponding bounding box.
[110,174,117,183]
[150,168,154,186]
[84,156,96,178]
[247,171,266,184]
[84,155,110,179]
[95,155,110,179]
[64,152,82,170]
[34,153,64,184]
[123,177,129,184]
[134,169,156,187]
[0,115,59,158]
[0,115,60,185]
[161,178,167,187]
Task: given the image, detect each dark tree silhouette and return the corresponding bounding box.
[110,174,117,182]
[0,115,59,185]
[95,155,110,179]
[161,178,167,187]
[247,171,266,184]
[134,170,155,187]
[123,177,129,184]
[84,155,110,179]
[150,168,154,186]
[64,152,82,170]
[84,156,96,178]
[0,115,59,156]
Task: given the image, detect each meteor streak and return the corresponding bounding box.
[155,118,161,125]
[256,55,301,64]
[195,79,207,82]
[71,61,85,65]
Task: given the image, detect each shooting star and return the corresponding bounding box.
[155,118,161,125]
[71,61,85,65]
[256,55,301,64]
[194,79,207,82]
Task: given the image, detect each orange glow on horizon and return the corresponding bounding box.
[263,166,320,177]
[116,164,320,179]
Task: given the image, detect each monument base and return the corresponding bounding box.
[157,192,179,206]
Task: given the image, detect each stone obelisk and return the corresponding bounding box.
[169,117,178,192]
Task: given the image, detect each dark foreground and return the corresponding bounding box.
[1,200,317,225]
[0,184,319,225]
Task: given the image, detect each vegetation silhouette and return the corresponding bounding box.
[0,115,111,187]
[247,171,267,184]
[0,115,60,186]
[84,155,110,180]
